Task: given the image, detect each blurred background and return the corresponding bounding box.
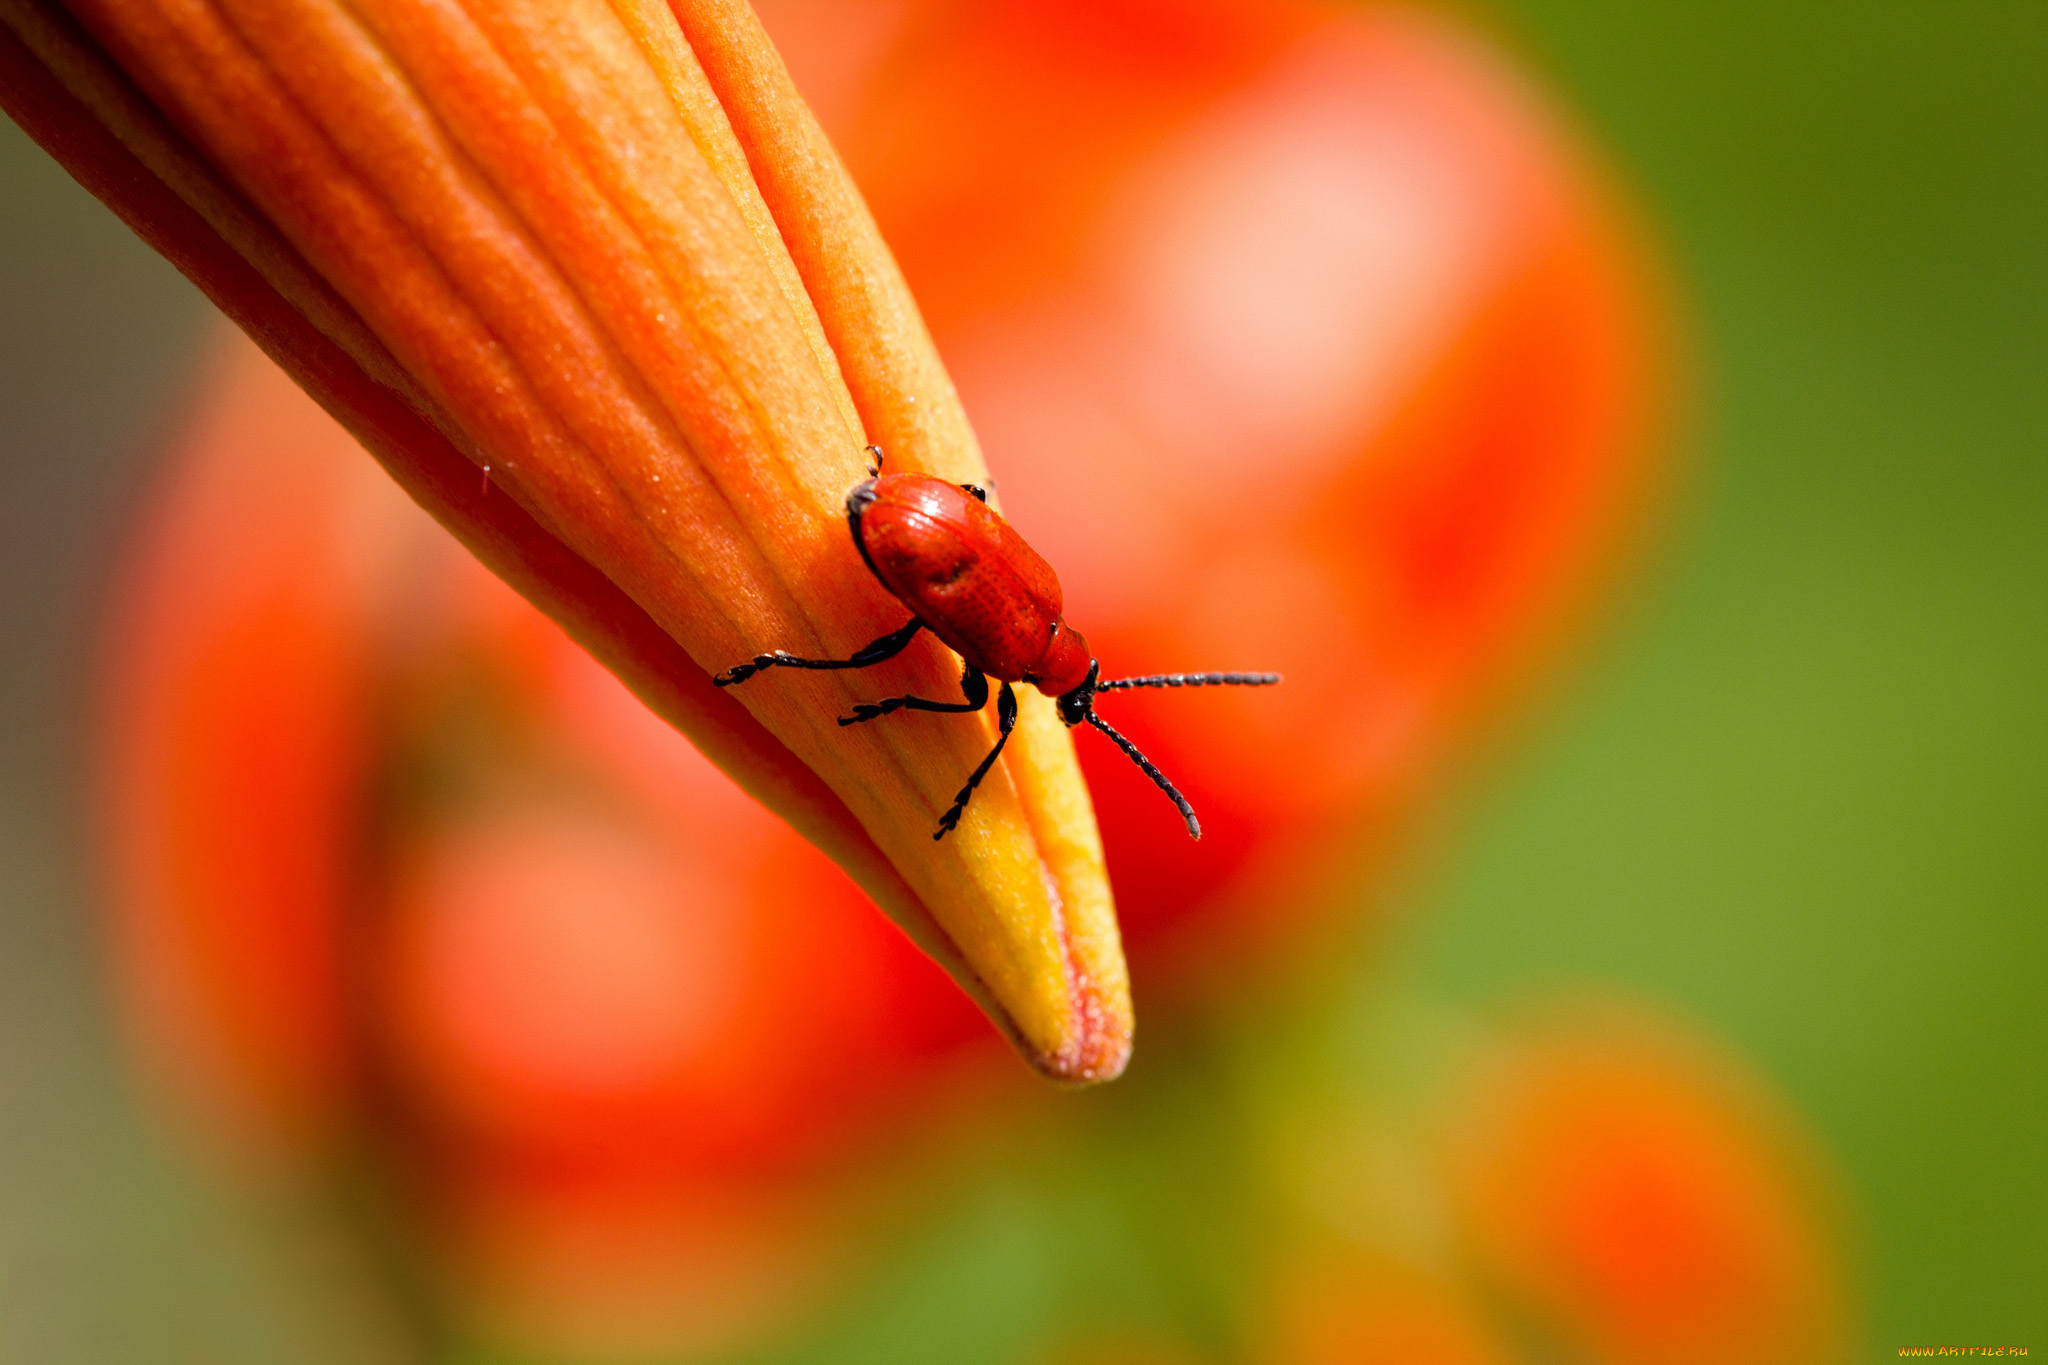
[2,1,2043,1360]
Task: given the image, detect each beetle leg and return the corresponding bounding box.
[934,681,1018,839]
[714,617,923,686]
[839,661,989,726]
[958,482,989,503]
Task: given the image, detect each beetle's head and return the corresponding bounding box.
[844,476,884,583]
[1055,658,1100,727]
[844,477,878,521]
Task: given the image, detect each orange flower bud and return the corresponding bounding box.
[10,0,1127,1077]
[1440,1002,1851,1365]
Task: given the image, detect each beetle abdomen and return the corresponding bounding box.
[863,509,1048,680]
[849,473,1064,683]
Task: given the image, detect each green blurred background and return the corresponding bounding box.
[1,1,2042,1357]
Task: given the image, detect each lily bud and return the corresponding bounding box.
[2,0,1128,1078]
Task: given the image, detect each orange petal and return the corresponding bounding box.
[1441,1001,1850,1364]
[0,0,1127,1079]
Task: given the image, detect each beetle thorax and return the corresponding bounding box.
[1028,620,1093,697]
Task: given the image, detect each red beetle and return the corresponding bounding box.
[717,448,1279,840]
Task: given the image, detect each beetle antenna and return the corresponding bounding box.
[864,443,884,476]
[1096,671,1281,692]
[1083,709,1202,840]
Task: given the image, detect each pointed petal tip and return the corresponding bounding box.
[1032,1028,1133,1086]
[1025,976,1133,1086]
